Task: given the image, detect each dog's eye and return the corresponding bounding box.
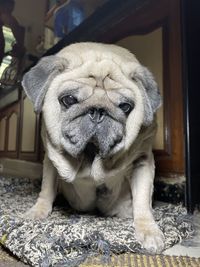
[60,95,78,108]
[119,102,133,115]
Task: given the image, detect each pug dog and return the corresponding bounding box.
[22,42,164,253]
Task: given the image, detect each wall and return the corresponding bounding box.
[13,0,47,55]
[116,28,164,150]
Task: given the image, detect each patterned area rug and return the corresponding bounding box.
[0,176,194,267]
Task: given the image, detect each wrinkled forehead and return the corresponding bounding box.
[57,45,139,76]
[52,57,139,92]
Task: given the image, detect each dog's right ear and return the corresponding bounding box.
[22,55,68,113]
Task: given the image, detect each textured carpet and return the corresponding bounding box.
[0,176,194,267]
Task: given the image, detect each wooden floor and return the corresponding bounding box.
[0,245,28,267]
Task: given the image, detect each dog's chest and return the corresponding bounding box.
[60,172,125,213]
[58,151,135,213]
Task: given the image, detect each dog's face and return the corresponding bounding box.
[22,43,161,159]
[47,78,129,158]
[43,72,136,158]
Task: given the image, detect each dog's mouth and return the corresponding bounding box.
[61,129,125,159]
[61,114,125,159]
[83,134,123,160]
[84,142,99,161]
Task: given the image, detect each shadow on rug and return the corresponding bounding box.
[0,176,194,267]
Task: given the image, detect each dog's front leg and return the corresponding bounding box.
[25,155,58,219]
[129,152,164,253]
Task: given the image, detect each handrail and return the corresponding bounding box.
[44,0,149,56]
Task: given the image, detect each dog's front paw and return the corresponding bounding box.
[24,200,52,220]
[134,218,165,254]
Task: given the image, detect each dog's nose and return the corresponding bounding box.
[88,107,106,123]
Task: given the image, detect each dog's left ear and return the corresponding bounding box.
[22,55,69,113]
[133,66,162,126]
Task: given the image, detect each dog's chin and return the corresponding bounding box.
[61,137,124,160]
